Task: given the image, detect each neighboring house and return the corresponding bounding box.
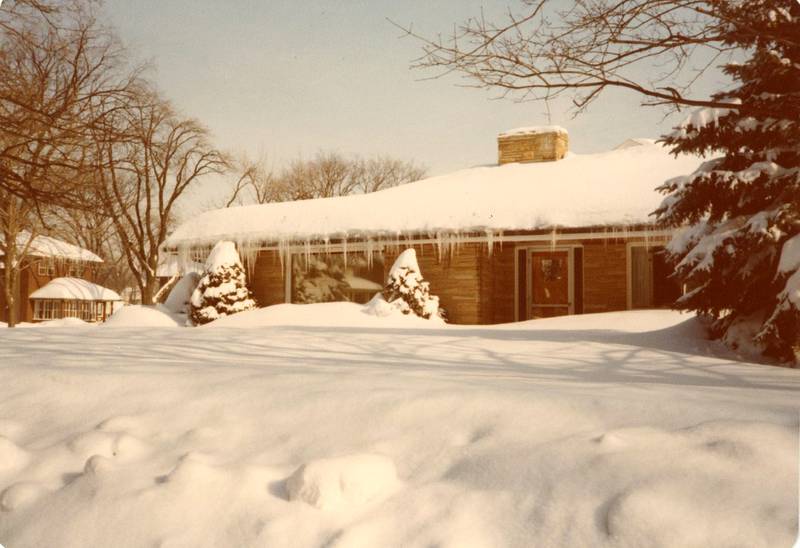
[0,233,121,323]
[163,127,702,324]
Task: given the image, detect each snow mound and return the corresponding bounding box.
[207,302,444,329]
[163,453,219,485]
[363,293,445,323]
[164,273,200,314]
[362,293,400,318]
[0,482,49,511]
[286,454,398,510]
[0,436,29,471]
[83,454,114,477]
[104,305,183,327]
[25,317,90,328]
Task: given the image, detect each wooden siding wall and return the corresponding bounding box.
[483,245,516,324]
[247,236,662,326]
[582,241,628,313]
[251,251,285,307]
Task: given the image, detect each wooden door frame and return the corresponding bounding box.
[514,244,580,321]
[625,241,669,310]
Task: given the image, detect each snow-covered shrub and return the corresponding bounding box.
[371,249,443,320]
[655,3,799,362]
[190,241,257,325]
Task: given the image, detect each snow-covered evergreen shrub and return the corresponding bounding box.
[190,241,257,325]
[655,1,799,362]
[377,249,443,320]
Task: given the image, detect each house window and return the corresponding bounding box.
[95,302,105,322]
[78,301,94,321]
[33,300,61,320]
[291,253,385,305]
[66,262,81,277]
[629,245,682,309]
[37,259,56,277]
[63,300,78,318]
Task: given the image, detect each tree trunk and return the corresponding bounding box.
[3,245,17,328]
[142,275,158,306]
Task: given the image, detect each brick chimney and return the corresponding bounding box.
[497,126,569,165]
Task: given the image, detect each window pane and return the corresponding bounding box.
[291,253,385,305]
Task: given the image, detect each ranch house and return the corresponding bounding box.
[164,128,702,324]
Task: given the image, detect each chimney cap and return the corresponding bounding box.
[498,125,568,138]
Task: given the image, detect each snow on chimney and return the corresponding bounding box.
[497,126,569,165]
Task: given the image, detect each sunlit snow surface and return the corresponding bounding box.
[164,143,703,269]
[0,307,797,547]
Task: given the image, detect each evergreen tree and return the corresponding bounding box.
[656,0,799,361]
[381,249,443,320]
[190,241,257,325]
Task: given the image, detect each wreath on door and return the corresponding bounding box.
[541,258,564,282]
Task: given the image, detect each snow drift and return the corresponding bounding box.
[0,310,796,547]
[286,454,398,510]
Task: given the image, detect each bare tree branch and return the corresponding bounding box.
[392,0,769,114]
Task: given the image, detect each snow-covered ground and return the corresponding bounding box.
[0,307,798,547]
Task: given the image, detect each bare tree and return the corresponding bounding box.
[224,153,278,206]
[48,186,135,293]
[0,1,140,206]
[225,152,425,206]
[0,193,38,326]
[350,156,427,194]
[96,91,228,304]
[0,1,140,325]
[395,0,768,114]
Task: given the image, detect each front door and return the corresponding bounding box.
[530,250,570,318]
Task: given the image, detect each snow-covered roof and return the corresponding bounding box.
[614,138,657,150]
[0,232,103,262]
[156,254,203,278]
[29,277,122,301]
[498,125,568,138]
[165,142,702,250]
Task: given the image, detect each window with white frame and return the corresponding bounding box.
[66,261,82,277]
[33,300,61,320]
[63,300,78,318]
[77,301,92,321]
[37,259,56,277]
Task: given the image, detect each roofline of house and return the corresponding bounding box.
[164,225,675,256]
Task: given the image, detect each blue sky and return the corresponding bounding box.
[103,1,729,178]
